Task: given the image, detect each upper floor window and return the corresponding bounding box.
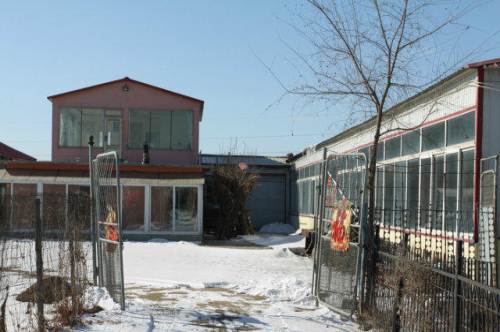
[384,137,401,160]
[401,130,420,156]
[128,110,192,150]
[59,108,108,147]
[421,122,445,152]
[446,112,475,146]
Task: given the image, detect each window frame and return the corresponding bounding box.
[127,109,194,151]
[58,107,122,148]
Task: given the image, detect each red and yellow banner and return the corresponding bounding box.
[330,199,351,251]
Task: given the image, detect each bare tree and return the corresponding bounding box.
[268,0,485,309]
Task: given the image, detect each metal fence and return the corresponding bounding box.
[370,215,500,331]
[0,192,92,331]
[92,151,125,310]
[365,155,500,331]
[312,153,500,330]
[312,153,367,315]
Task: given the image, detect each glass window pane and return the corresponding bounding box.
[420,158,431,228]
[122,186,145,231]
[445,153,458,232]
[0,184,11,230]
[309,180,315,214]
[12,183,37,230]
[359,146,370,163]
[303,180,310,214]
[129,110,150,149]
[384,164,394,225]
[394,161,406,225]
[375,166,384,211]
[171,111,193,150]
[68,185,91,232]
[407,159,419,229]
[402,130,420,155]
[43,184,66,230]
[82,109,104,148]
[384,137,401,160]
[151,112,172,149]
[422,122,445,151]
[60,108,81,147]
[447,112,475,146]
[460,150,474,234]
[433,155,444,231]
[175,187,198,232]
[376,142,384,161]
[298,182,303,213]
[151,187,173,231]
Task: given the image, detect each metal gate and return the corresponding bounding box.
[312,153,367,315]
[479,156,498,287]
[92,151,125,309]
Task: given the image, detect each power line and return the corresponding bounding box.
[203,133,329,140]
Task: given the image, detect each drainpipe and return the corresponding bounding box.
[142,143,150,165]
[473,66,484,243]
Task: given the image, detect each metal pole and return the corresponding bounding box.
[88,135,98,285]
[115,153,126,310]
[35,198,45,332]
[453,240,463,332]
[313,150,328,306]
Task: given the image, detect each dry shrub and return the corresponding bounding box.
[361,251,437,332]
[52,297,84,329]
[16,276,72,303]
[0,286,7,332]
[211,165,257,239]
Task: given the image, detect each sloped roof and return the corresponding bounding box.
[466,57,500,68]
[0,142,36,161]
[200,154,288,167]
[314,66,474,151]
[47,77,205,118]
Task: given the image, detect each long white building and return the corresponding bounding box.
[292,58,500,260]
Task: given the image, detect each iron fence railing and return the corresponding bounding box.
[370,210,500,331]
[0,193,92,331]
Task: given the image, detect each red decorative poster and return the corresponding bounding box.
[330,199,351,251]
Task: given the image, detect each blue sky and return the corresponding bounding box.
[1,1,500,160]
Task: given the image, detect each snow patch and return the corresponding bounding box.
[148,238,169,243]
[259,223,296,234]
[82,287,119,311]
[239,275,313,304]
[242,233,304,248]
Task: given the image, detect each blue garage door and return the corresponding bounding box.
[246,174,286,229]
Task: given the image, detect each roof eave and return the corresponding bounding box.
[47,77,205,111]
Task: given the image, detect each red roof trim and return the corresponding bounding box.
[5,162,206,174]
[466,57,500,69]
[47,77,204,106]
[0,142,36,161]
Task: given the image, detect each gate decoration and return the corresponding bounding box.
[91,151,125,310]
[330,198,352,252]
[312,153,367,315]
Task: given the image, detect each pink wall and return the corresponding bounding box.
[50,79,203,165]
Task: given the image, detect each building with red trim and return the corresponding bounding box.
[48,77,203,165]
[0,78,206,240]
[0,142,35,161]
[292,59,500,270]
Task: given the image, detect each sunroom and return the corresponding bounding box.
[0,162,204,241]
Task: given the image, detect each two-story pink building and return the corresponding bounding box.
[49,77,204,165]
[0,78,206,241]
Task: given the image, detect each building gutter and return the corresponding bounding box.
[473,66,484,243]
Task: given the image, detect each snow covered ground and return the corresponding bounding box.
[79,234,358,331]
